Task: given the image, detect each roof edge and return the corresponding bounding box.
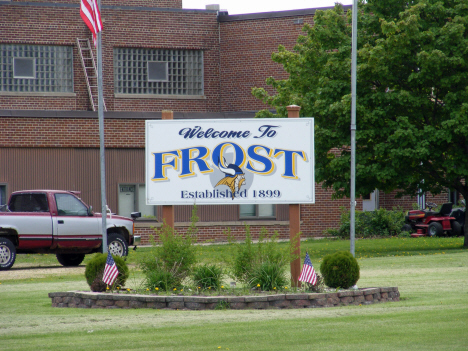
[218,5,351,22]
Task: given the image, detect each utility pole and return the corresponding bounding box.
[350,0,358,257]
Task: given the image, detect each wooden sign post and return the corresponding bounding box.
[161,110,175,229]
[287,105,301,287]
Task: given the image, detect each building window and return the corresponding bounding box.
[118,184,156,219]
[239,204,276,219]
[449,189,460,205]
[113,48,203,95]
[147,61,168,82]
[0,44,73,93]
[14,58,35,78]
[0,185,6,207]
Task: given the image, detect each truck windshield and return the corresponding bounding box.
[9,193,49,212]
[55,193,88,216]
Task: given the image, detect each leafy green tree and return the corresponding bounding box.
[252,0,468,245]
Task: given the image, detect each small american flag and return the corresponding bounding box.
[80,0,103,47]
[102,252,119,286]
[298,252,317,285]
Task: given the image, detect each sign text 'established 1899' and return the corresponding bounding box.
[145,118,314,205]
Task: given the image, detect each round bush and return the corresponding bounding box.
[320,251,360,289]
[85,253,129,292]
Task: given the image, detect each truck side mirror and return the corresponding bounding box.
[88,206,94,216]
[131,212,141,219]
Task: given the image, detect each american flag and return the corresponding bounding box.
[80,0,103,47]
[298,252,317,285]
[102,252,119,286]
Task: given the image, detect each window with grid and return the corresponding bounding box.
[239,204,276,219]
[0,44,73,93]
[114,48,203,95]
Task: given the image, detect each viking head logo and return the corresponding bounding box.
[215,157,246,200]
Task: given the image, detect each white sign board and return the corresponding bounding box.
[145,118,314,205]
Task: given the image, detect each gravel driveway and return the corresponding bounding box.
[0,265,85,280]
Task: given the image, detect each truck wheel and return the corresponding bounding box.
[56,253,85,267]
[0,237,16,270]
[451,221,462,237]
[107,234,128,257]
[427,222,443,237]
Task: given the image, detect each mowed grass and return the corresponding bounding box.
[1,237,467,350]
[10,235,466,268]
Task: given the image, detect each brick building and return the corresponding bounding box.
[0,0,448,243]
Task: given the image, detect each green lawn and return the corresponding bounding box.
[1,237,467,350]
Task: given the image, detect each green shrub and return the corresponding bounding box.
[192,264,224,290]
[227,226,293,289]
[228,227,255,284]
[84,253,129,292]
[249,261,288,291]
[139,205,198,291]
[328,207,406,238]
[143,262,182,291]
[320,251,360,289]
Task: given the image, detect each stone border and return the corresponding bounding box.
[49,287,399,310]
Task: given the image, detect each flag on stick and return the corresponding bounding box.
[298,252,317,285]
[102,252,119,286]
[80,0,103,47]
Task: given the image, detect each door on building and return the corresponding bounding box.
[362,190,379,211]
[118,184,155,218]
[118,185,136,217]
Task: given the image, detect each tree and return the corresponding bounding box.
[252,0,468,245]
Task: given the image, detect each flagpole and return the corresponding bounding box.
[350,0,358,257]
[97,0,107,253]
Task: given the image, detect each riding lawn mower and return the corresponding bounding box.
[402,201,465,237]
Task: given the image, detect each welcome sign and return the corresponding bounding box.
[145,118,314,205]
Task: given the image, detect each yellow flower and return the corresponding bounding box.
[173,288,177,291]
[106,286,109,290]
[257,284,260,287]
[155,287,159,291]
[221,286,224,289]
[273,287,276,290]
[127,288,130,292]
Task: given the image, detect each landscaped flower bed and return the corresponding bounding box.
[49,287,399,310]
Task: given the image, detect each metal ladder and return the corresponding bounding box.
[76,38,106,112]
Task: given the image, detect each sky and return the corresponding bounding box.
[182,0,353,15]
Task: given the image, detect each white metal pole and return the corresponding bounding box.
[350,0,358,257]
[97,0,107,253]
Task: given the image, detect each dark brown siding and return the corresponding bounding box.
[0,147,290,222]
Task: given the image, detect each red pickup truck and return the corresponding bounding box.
[0,190,140,270]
